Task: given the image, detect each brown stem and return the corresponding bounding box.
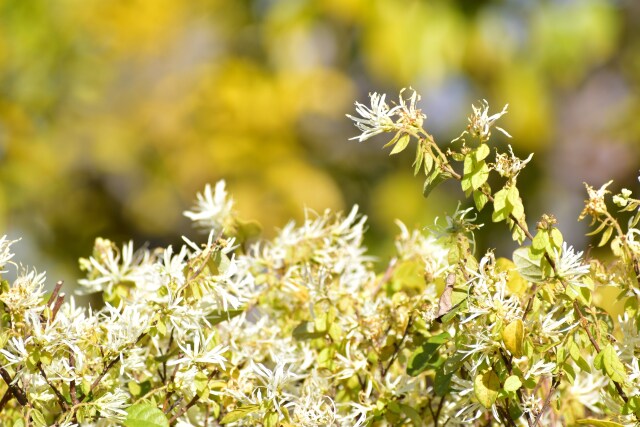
[532,375,560,427]
[381,314,414,376]
[499,349,533,427]
[38,363,69,411]
[50,293,66,322]
[48,281,64,309]
[0,388,13,412]
[69,352,79,405]
[85,333,146,400]
[168,370,217,425]
[0,367,28,406]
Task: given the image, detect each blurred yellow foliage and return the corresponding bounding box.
[0,0,637,279]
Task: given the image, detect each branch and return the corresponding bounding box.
[381,314,414,376]
[69,352,79,405]
[85,333,146,400]
[168,370,217,425]
[38,362,69,411]
[532,375,560,427]
[0,367,28,406]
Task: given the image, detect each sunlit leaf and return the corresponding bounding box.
[124,404,169,427]
[474,370,500,408]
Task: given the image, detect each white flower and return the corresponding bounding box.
[525,359,556,379]
[338,401,375,427]
[167,332,228,370]
[539,307,577,341]
[494,145,533,180]
[346,92,399,142]
[627,357,640,397]
[553,243,591,286]
[397,88,426,130]
[0,337,29,367]
[78,239,150,295]
[98,303,150,357]
[0,235,18,272]
[92,389,129,420]
[183,180,235,234]
[250,360,303,417]
[455,99,511,142]
[0,268,47,314]
[290,376,336,426]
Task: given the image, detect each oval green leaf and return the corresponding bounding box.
[503,375,522,392]
[124,403,169,427]
[474,370,500,408]
[502,319,524,358]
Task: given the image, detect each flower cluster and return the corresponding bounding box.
[0,89,639,427]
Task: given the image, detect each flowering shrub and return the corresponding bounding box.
[1,89,639,427]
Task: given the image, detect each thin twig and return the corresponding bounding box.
[0,367,28,406]
[168,370,217,425]
[381,314,414,376]
[38,363,69,411]
[48,281,64,309]
[532,375,560,427]
[50,293,66,322]
[165,396,183,415]
[85,333,146,400]
[69,352,79,405]
[499,349,533,427]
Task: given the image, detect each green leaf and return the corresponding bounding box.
[575,355,592,374]
[550,228,563,249]
[399,404,423,427]
[413,143,424,176]
[427,332,452,345]
[602,344,627,383]
[263,410,279,427]
[423,172,447,198]
[292,321,324,340]
[314,312,327,333]
[503,375,522,392]
[598,226,614,248]
[512,247,544,283]
[206,308,245,326]
[475,143,490,161]
[124,403,169,427]
[502,319,524,358]
[424,150,434,176]
[532,231,549,251]
[576,420,626,427]
[220,405,261,424]
[473,189,488,211]
[30,409,47,427]
[407,340,444,376]
[492,188,510,222]
[389,134,411,155]
[594,349,604,370]
[235,218,263,241]
[463,154,474,176]
[471,162,489,191]
[474,370,500,408]
[434,366,453,396]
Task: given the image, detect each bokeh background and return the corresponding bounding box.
[1,0,639,285]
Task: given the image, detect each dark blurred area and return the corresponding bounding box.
[0,0,639,285]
